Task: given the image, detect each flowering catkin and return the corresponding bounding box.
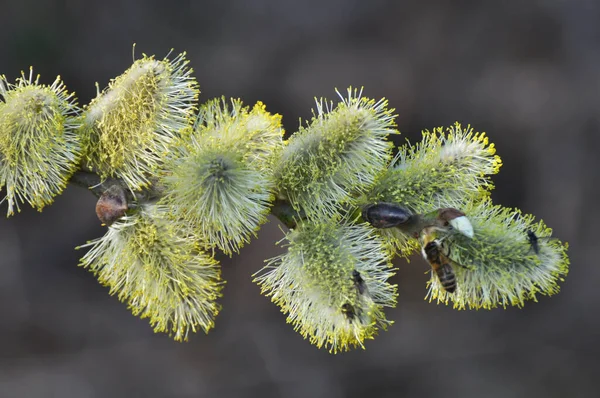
[254,220,397,353]
[160,98,283,255]
[365,122,502,256]
[78,204,223,341]
[424,198,569,309]
[274,88,397,219]
[0,69,81,215]
[80,51,199,190]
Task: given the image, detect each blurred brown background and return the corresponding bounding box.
[0,0,597,397]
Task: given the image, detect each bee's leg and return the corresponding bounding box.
[440,238,454,259]
[452,260,475,270]
[441,240,475,270]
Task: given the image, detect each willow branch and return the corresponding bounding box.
[69,170,300,228]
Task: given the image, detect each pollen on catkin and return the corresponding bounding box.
[77,204,223,341]
[196,97,284,169]
[80,51,199,190]
[160,98,283,255]
[274,87,397,219]
[0,69,81,215]
[424,198,569,310]
[365,122,501,256]
[254,220,397,353]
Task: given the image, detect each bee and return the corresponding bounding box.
[420,226,458,293]
[340,271,371,325]
[352,270,367,295]
[341,302,356,321]
[362,202,413,229]
[422,239,457,293]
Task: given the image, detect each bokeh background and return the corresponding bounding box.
[0,1,598,397]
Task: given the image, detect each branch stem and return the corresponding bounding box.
[69,170,299,228]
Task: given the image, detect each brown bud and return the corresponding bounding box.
[96,185,128,226]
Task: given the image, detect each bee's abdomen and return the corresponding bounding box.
[436,264,456,293]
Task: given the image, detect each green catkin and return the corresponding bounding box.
[197,98,284,169]
[0,69,81,215]
[80,51,199,190]
[424,198,569,309]
[160,98,284,255]
[365,122,502,256]
[78,204,224,341]
[254,220,397,353]
[274,87,398,220]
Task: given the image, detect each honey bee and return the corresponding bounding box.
[339,271,372,325]
[420,226,459,293]
[422,239,457,293]
[352,270,367,295]
[341,302,356,321]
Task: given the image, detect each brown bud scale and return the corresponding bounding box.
[96,185,128,226]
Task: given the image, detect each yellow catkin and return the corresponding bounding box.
[0,69,81,215]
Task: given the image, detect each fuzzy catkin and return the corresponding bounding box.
[275,88,397,220]
[160,97,283,255]
[424,198,569,309]
[0,69,81,215]
[365,122,502,256]
[80,52,199,190]
[254,220,397,353]
[78,204,223,341]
